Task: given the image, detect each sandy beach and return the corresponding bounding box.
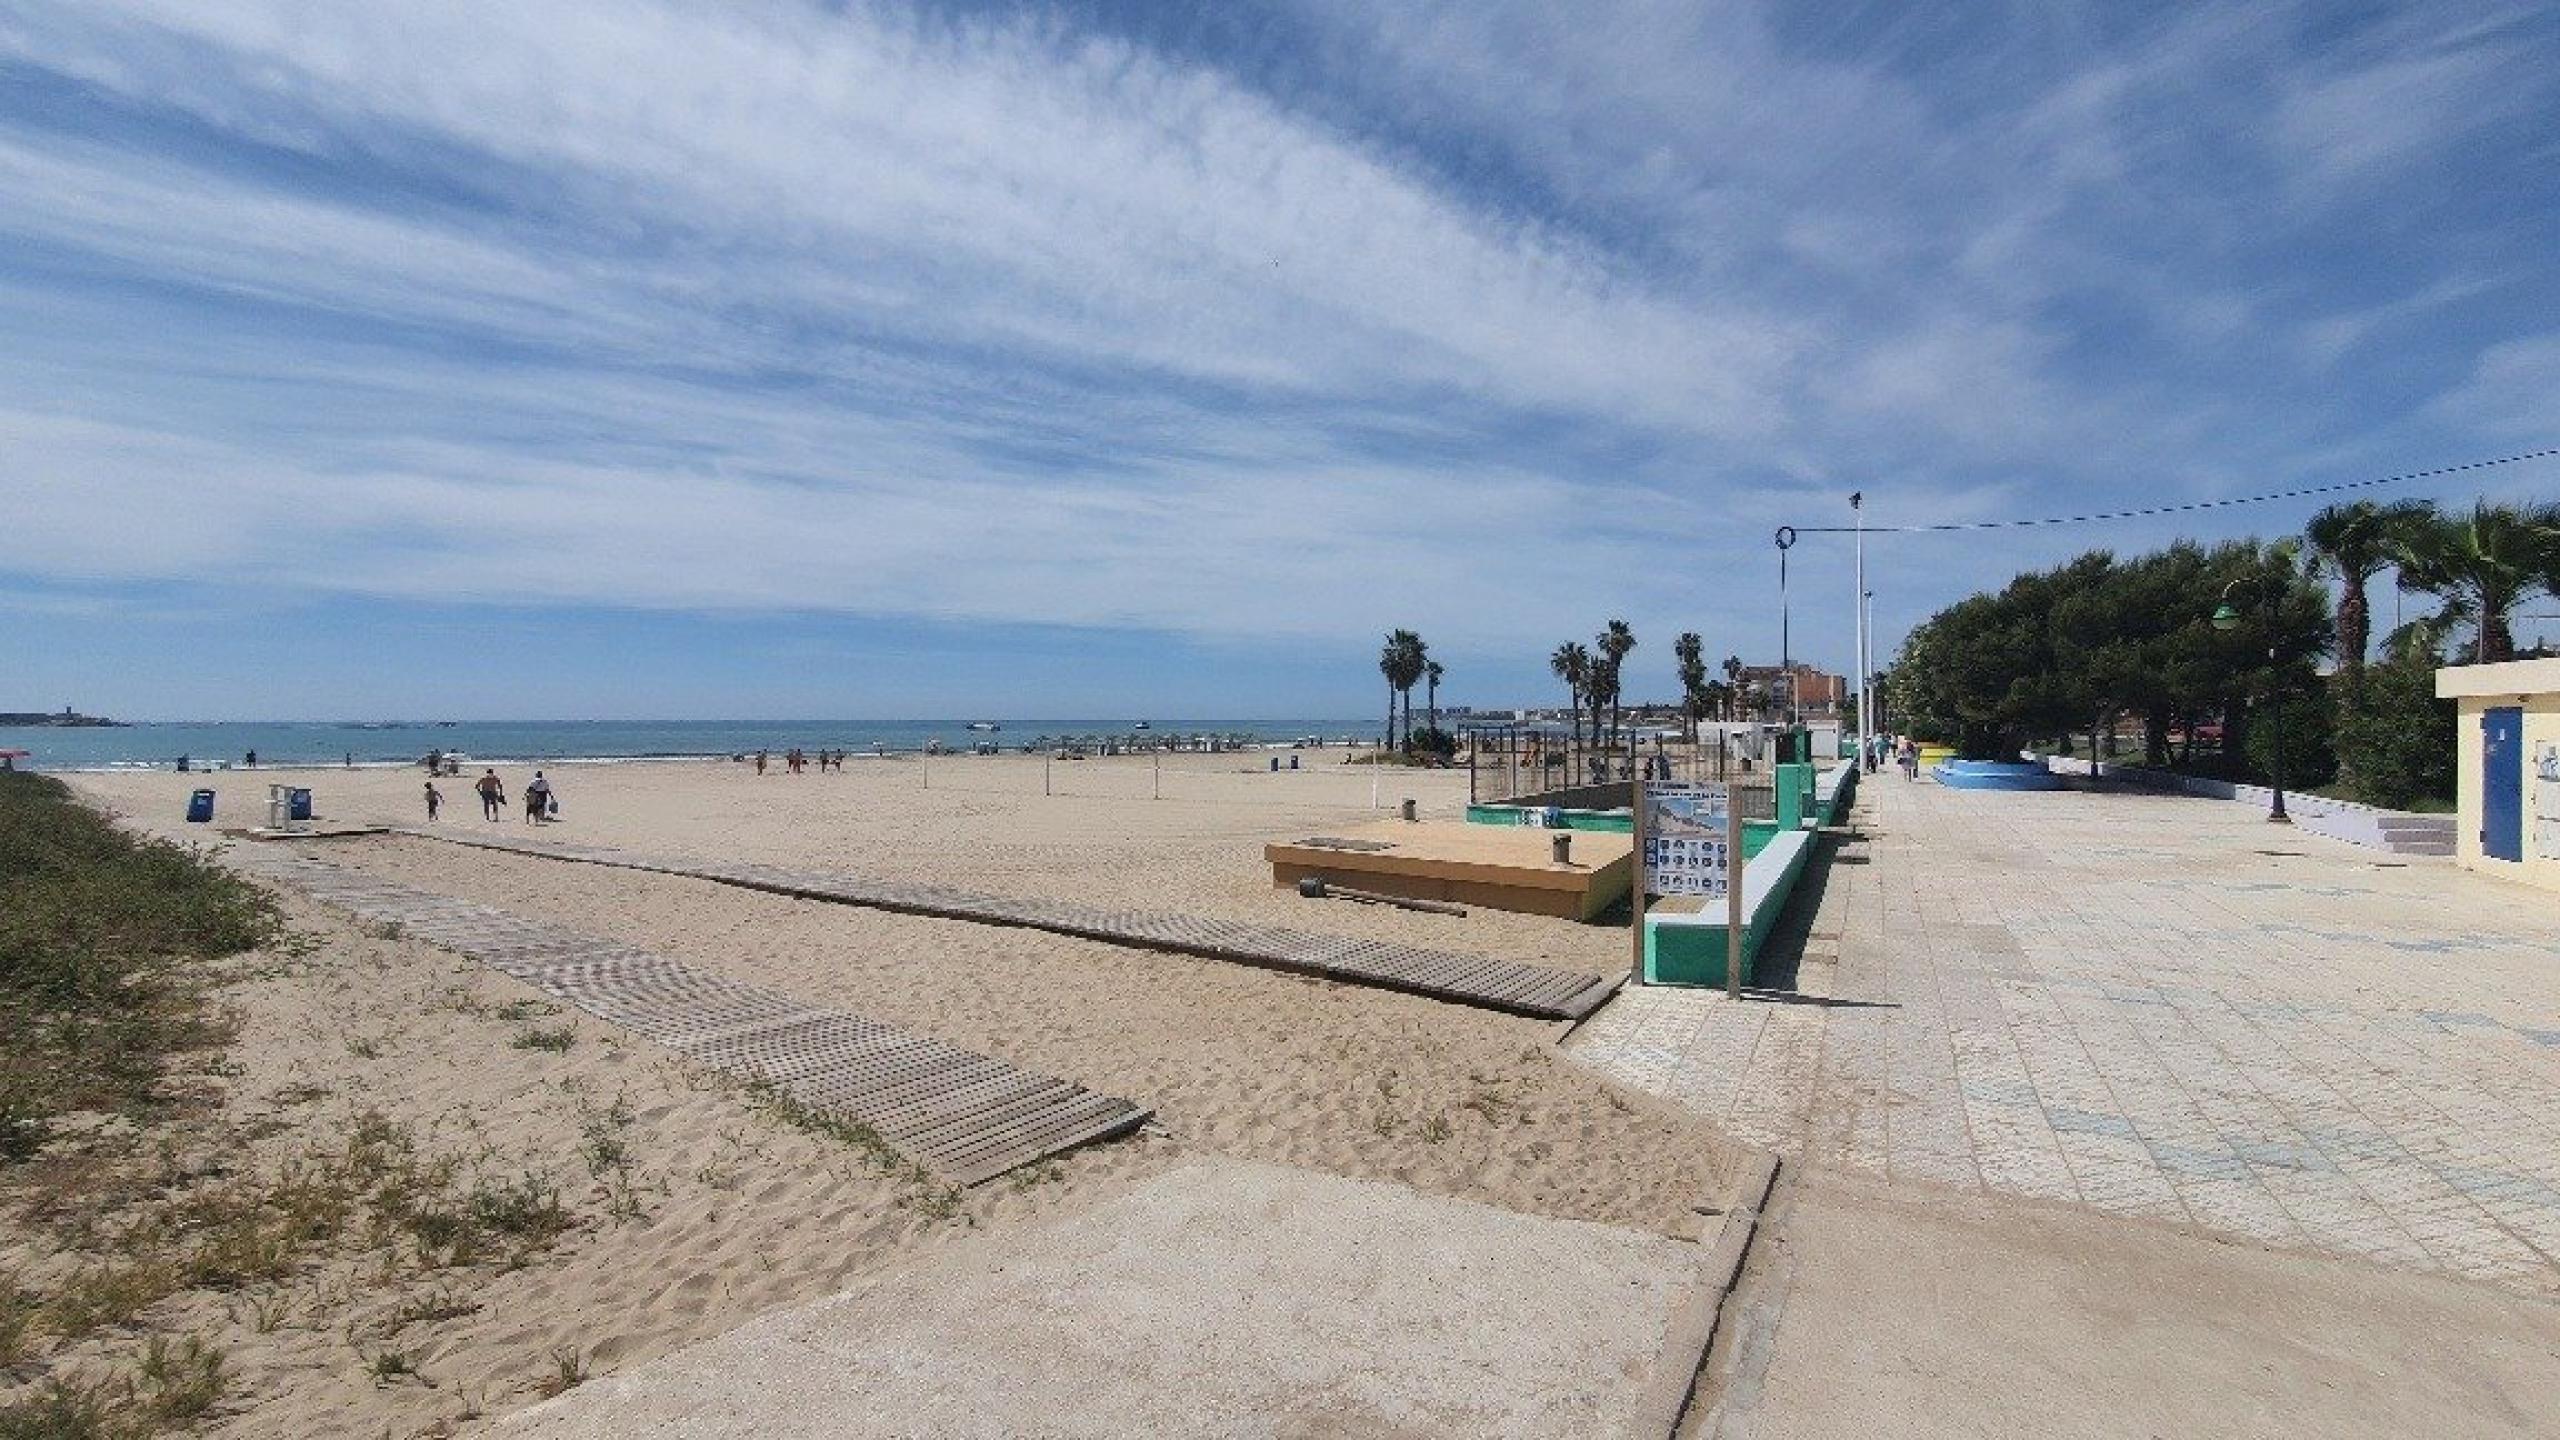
[44,756,1753,1435]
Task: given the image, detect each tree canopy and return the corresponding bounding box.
[1886,540,2328,767]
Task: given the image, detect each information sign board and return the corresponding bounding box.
[1641,781,1731,899]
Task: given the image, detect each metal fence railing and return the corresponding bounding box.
[1464,725,1771,806]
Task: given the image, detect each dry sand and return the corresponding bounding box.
[2,879,1150,1439]
[48,758,1753,1435]
[106,752,1610,971]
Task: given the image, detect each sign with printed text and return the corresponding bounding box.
[1641,781,1731,898]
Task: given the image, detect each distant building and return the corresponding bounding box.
[1737,663,1846,716]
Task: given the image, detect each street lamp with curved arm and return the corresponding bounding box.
[2212,579,2290,823]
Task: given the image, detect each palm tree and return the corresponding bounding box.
[1673,631,1706,742]
[2394,501,2560,664]
[2306,499,2434,699]
[1595,619,1636,746]
[1721,655,1743,720]
[1384,629,1427,749]
[1549,641,1591,751]
[1377,635,1401,753]
[1423,659,1444,743]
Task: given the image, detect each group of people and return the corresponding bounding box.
[422,767,559,824]
[1863,733,1923,779]
[750,747,845,774]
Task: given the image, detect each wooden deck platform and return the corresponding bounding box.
[365,828,1621,1022]
[224,847,1149,1187]
[1266,820,1633,922]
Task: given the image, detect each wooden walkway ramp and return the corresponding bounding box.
[227,847,1150,1187]
[388,829,1622,1022]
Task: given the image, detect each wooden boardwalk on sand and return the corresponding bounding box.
[390,829,1622,1022]
[226,847,1150,1187]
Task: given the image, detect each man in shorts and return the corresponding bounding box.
[476,768,505,820]
[525,771,551,824]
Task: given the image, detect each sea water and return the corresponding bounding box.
[1,718,1381,772]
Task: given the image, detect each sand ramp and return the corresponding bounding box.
[396,828,1620,1021]
[226,848,1150,1187]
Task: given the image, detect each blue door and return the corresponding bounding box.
[2482,707,2522,862]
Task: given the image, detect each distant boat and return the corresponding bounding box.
[1133,720,1151,731]
[966,721,1001,732]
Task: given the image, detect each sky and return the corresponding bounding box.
[1,0,2555,720]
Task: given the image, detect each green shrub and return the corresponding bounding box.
[1403,726,1459,761]
[2335,655,2456,809]
[2244,687,2336,791]
[0,773,275,1160]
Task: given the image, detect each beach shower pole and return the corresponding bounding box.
[1153,750,1160,800]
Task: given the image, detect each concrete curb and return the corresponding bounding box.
[2037,756,2455,855]
[1630,1147,1784,1440]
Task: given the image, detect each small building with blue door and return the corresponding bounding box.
[2438,658,2560,892]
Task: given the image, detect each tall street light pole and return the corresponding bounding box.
[1851,491,1867,747]
[1863,586,1876,744]
[1775,527,1797,724]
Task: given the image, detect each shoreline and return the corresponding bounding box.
[38,740,1387,776]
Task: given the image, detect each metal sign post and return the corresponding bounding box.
[1629,775,1647,984]
[1726,796,1744,1000]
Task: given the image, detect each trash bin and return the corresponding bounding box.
[287,788,313,822]
[186,789,216,823]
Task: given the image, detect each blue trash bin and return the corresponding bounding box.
[186,789,216,823]
[287,788,313,821]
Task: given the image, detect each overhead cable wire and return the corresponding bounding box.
[1779,447,2558,534]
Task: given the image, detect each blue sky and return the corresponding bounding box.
[2,1,2555,719]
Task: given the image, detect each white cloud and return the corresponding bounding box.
[0,0,2552,681]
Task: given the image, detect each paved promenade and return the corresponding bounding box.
[1572,775,2560,1294]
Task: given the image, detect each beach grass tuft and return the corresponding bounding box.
[134,1332,228,1421]
[511,1024,577,1053]
[538,1344,590,1397]
[0,771,275,1163]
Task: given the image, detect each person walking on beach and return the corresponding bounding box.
[755,749,768,776]
[476,768,505,820]
[424,779,442,822]
[525,770,551,824]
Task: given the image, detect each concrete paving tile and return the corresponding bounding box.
[1562,775,2560,1295]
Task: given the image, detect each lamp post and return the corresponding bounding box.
[1851,492,1866,747]
[2211,583,2290,824]
[1775,526,1797,723]
[1863,587,1877,760]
